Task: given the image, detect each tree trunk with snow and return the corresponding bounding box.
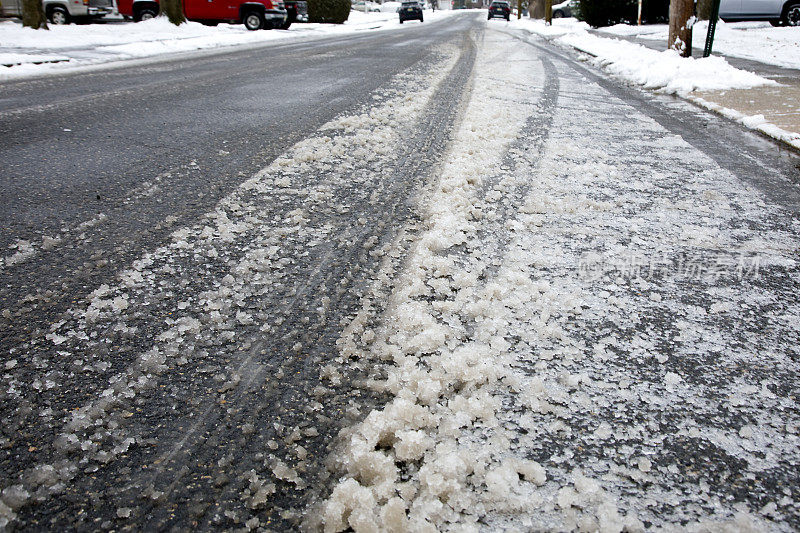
[22,0,48,29]
[668,0,693,57]
[160,0,186,25]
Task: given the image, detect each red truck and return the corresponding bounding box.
[117,0,288,29]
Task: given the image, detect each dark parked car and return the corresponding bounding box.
[399,0,423,22]
[282,0,307,28]
[487,0,510,20]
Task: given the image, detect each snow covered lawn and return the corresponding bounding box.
[0,9,455,80]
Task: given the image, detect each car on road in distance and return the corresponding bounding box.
[399,0,423,22]
[719,0,800,25]
[0,0,112,24]
[117,0,287,28]
[487,0,510,20]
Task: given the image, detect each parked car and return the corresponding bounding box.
[0,0,112,24]
[487,0,510,19]
[398,0,422,22]
[551,0,576,18]
[379,1,402,12]
[117,0,287,29]
[719,0,800,25]
[351,1,381,11]
[282,0,307,28]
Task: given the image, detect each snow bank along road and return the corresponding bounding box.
[1,12,799,531]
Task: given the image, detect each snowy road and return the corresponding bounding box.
[2,13,800,531]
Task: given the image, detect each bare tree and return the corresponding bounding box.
[160,0,186,24]
[22,0,48,29]
[668,0,693,57]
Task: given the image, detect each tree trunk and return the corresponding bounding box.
[22,0,48,29]
[668,0,693,57]
[160,0,186,24]
[544,0,551,23]
[529,0,544,18]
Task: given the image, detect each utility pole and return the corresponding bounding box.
[668,0,693,57]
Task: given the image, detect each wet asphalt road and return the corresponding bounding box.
[0,13,481,530]
[2,11,800,531]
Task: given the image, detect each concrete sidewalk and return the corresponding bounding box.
[593,28,800,152]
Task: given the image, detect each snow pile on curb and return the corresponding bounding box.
[601,20,800,70]
[0,51,69,66]
[559,33,775,94]
[510,19,776,96]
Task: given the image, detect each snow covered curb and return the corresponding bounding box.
[688,95,800,151]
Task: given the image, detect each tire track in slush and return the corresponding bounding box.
[317,30,563,531]
[143,31,479,530]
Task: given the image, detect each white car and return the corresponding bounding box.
[380,1,402,11]
[719,0,800,25]
[0,0,112,23]
[351,1,381,11]
[551,0,576,18]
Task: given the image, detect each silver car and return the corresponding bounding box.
[0,0,112,23]
[719,0,800,26]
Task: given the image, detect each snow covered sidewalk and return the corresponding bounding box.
[508,18,800,150]
[0,10,454,80]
